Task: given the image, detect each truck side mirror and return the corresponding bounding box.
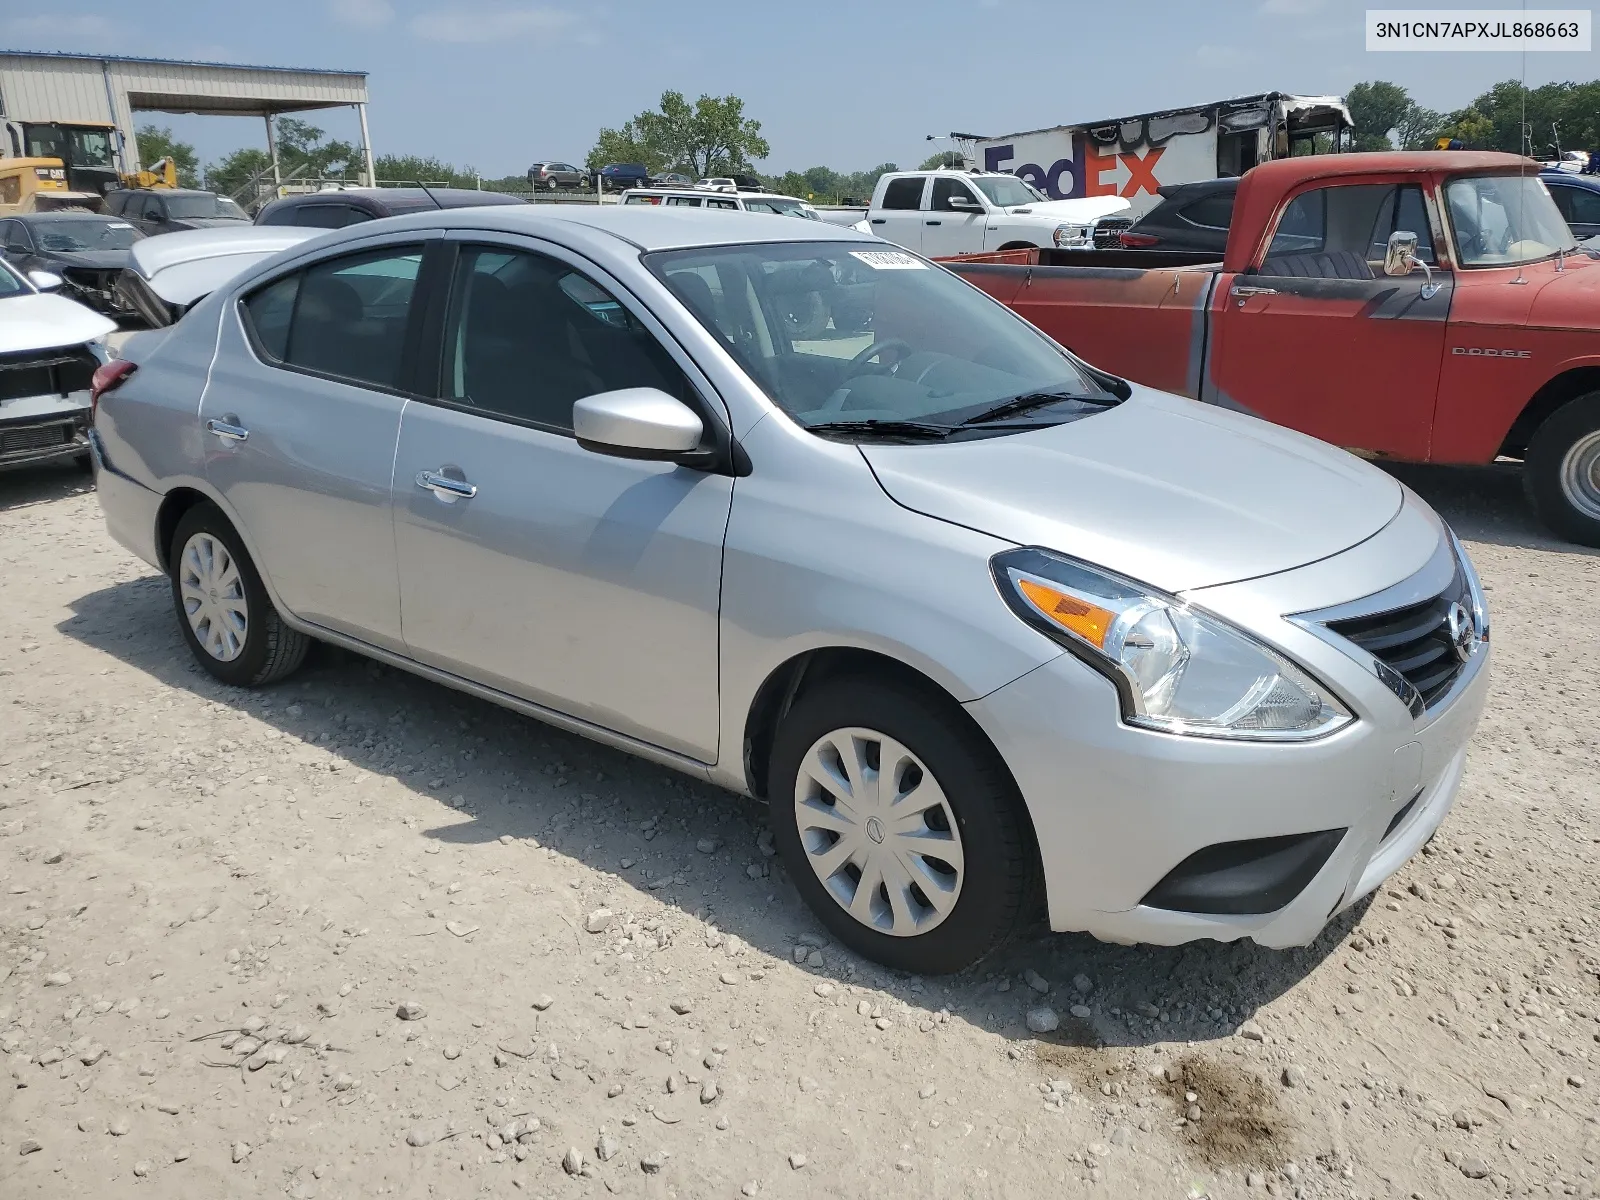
[948,196,984,212]
[1383,230,1419,276]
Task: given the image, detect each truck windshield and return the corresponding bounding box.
[1446,174,1576,267]
[973,176,1045,207]
[645,241,1115,437]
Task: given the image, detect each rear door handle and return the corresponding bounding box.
[925,219,942,225]
[1230,284,1279,298]
[205,417,249,443]
[869,218,886,225]
[415,469,477,502]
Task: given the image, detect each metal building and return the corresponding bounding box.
[0,50,373,186]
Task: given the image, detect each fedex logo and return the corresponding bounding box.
[984,132,1164,201]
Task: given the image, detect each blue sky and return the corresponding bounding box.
[9,1,1598,177]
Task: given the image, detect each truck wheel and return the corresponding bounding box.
[1525,390,1600,547]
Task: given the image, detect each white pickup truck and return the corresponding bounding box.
[816,169,1130,255]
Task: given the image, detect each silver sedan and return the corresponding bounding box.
[88,206,1489,973]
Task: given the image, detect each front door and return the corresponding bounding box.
[391,239,732,762]
[200,237,432,653]
[1205,179,1451,460]
[921,176,986,258]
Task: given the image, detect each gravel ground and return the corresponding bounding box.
[0,460,1597,1199]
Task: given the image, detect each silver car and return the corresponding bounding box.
[90,207,1490,973]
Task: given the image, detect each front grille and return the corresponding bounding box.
[0,345,97,401]
[0,423,73,455]
[1324,569,1471,709]
[1094,216,1133,248]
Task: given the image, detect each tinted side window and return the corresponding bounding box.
[441,246,691,433]
[1182,194,1235,229]
[930,177,978,212]
[280,247,423,388]
[242,274,300,361]
[1266,189,1326,256]
[104,191,128,215]
[295,205,370,229]
[706,198,737,210]
[1565,185,1600,224]
[881,177,925,210]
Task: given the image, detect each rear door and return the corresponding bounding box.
[390,237,733,761]
[1204,179,1450,459]
[922,177,985,257]
[199,234,437,652]
[868,177,927,252]
[1547,179,1600,240]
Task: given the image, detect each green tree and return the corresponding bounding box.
[1346,81,1418,151]
[272,118,361,180]
[133,125,200,187]
[919,150,963,169]
[590,92,770,178]
[1456,79,1600,155]
[205,148,273,200]
[373,154,472,187]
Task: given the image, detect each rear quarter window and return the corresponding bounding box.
[241,274,300,360]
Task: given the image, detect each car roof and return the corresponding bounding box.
[1155,177,1238,200]
[1540,170,1600,190]
[327,203,872,252]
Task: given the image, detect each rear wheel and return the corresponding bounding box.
[1524,391,1600,547]
[169,503,310,687]
[767,677,1035,975]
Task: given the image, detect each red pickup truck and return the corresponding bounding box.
[944,151,1600,545]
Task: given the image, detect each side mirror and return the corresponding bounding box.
[1383,230,1419,276]
[27,269,64,291]
[948,196,984,212]
[573,388,703,461]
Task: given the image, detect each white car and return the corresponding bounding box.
[113,226,319,329]
[0,256,114,473]
[856,169,1130,255]
[621,185,821,220]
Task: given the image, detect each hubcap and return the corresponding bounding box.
[1559,430,1600,522]
[793,727,964,938]
[178,532,248,662]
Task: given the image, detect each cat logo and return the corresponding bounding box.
[1451,346,1530,358]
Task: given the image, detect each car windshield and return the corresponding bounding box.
[1446,174,1577,267]
[645,241,1115,438]
[973,175,1045,207]
[165,194,248,220]
[32,219,142,252]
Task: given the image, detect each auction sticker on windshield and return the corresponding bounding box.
[850,250,927,270]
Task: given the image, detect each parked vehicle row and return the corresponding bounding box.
[88,201,1487,974]
[254,187,525,229]
[528,162,771,193]
[942,151,1600,546]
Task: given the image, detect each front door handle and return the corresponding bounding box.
[415,469,477,502]
[1230,284,1279,299]
[869,218,886,225]
[925,219,942,225]
[206,416,249,443]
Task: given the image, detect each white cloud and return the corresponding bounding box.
[333,0,396,28]
[11,14,121,43]
[408,5,583,44]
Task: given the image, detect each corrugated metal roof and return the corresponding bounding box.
[0,49,365,78]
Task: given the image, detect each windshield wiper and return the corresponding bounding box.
[804,419,954,441]
[956,390,1110,427]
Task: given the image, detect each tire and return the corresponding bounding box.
[767,676,1035,975]
[74,452,93,473]
[168,502,310,687]
[547,178,558,191]
[1524,390,1600,547]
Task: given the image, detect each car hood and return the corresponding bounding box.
[1003,196,1131,223]
[860,385,1404,592]
[43,249,131,271]
[1525,252,1600,330]
[0,292,117,354]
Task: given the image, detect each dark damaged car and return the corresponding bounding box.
[0,211,144,317]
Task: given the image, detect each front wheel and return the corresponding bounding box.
[767,677,1035,974]
[169,503,310,687]
[1524,391,1600,547]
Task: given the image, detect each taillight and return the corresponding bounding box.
[1119,231,1160,247]
[90,359,137,421]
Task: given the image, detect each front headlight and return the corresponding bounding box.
[1446,526,1490,647]
[1052,223,1089,247]
[993,548,1353,741]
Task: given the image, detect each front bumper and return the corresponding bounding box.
[0,393,91,472]
[964,505,1490,948]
